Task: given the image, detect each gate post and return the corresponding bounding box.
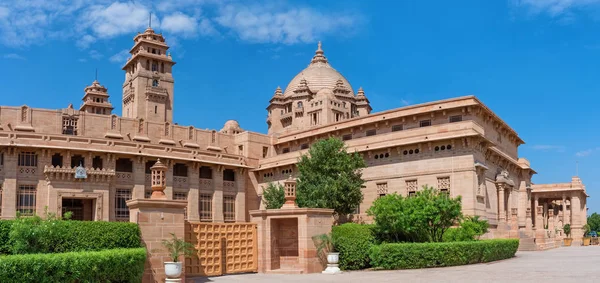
[127,159,188,282]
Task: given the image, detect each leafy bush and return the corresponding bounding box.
[369,239,519,270]
[0,247,146,283]
[331,223,375,270]
[367,187,462,243]
[563,224,571,238]
[443,216,489,242]
[7,217,142,254]
[0,220,13,254]
[262,182,285,209]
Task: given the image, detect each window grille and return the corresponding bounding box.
[200,194,213,222]
[18,152,37,167]
[223,195,235,222]
[62,116,78,135]
[115,189,131,221]
[366,129,377,136]
[449,115,463,123]
[174,191,188,219]
[438,177,450,195]
[392,124,403,132]
[199,166,213,179]
[406,180,418,197]
[420,120,432,127]
[17,185,36,216]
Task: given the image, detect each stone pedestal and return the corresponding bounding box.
[250,208,334,274]
[127,199,187,283]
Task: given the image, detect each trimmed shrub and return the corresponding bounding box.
[369,239,519,270]
[0,220,13,254]
[332,223,375,270]
[0,247,146,283]
[7,218,142,254]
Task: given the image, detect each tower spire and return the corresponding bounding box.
[310,41,328,65]
[149,12,152,28]
[95,68,98,81]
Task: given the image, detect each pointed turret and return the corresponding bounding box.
[80,80,113,115]
[310,41,328,65]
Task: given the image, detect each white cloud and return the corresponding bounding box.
[89,49,103,60]
[162,12,199,37]
[531,144,565,151]
[79,2,155,39]
[0,0,362,48]
[514,0,600,16]
[109,49,130,64]
[77,34,96,49]
[215,3,359,44]
[400,99,410,106]
[576,149,594,157]
[3,53,25,60]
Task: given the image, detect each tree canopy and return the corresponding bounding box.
[588,212,600,232]
[296,137,366,217]
[262,182,285,209]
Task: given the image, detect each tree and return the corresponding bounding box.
[262,182,285,209]
[587,212,600,232]
[443,215,489,242]
[296,137,366,217]
[368,186,463,243]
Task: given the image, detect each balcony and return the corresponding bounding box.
[145,86,168,102]
[294,107,304,115]
[279,112,293,123]
[223,181,236,191]
[44,165,115,182]
[200,178,213,188]
[173,176,188,189]
[115,171,134,185]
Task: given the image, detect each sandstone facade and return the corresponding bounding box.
[0,27,587,246]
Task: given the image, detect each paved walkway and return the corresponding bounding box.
[191,246,600,283]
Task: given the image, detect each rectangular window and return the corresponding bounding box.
[300,143,309,150]
[449,115,463,123]
[378,193,386,198]
[173,163,188,177]
[223,195,236,222]
[18,152,37,167]
[17,185,36,216]
[342,134,352,141]
[223,169,235,182]
[199,166,213,179]
[419,120,432,127]
[438,177,450,195]
[92,156,103,169]
[406,180,418,197]
[392,124,403,132]
[282,148,290,154]
[174,191,188,220]
[200,193,213,222]
[366,129,377,136]
[115,158,133,172]
[62,117,78,135]
[115,189,132,221]
[262,147,269,158]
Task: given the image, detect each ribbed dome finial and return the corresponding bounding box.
[311,41,328,65]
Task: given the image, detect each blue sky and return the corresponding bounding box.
[1,0,599,212]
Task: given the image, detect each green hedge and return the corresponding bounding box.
[0,247,146,283]
[1,219,142,254]
[332,223,375,270]
[0,220,12,254]
[369,239,519,270]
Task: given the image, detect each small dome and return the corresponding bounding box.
[283,42,354,96]
[220,120,243,134]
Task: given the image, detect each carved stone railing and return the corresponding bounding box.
[199,178,213,189]
[279,112,292,122]
[115,171,134,184]
[223,181,236,191]
[173,176,188,189]
[44,165,115,182]
[17,166,37,178]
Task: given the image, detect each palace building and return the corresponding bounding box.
[0,27,588,248]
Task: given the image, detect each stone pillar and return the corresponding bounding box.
[562,195,566,231]
[132,157,145,200]
[526,208,533,234]
[534,196,539,229]
[213,167,224,222]
[165,160,174,200]
[187,164,200,222]
[498,185,506,222]
[543,202,548,228]
[2,149,17,219]
[235,169,246,222]
[128,159,188,282]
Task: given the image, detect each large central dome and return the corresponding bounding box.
[283,42,354,96]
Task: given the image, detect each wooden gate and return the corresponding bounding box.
[185,222,258,277]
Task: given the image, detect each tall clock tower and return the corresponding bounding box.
[121,26,176,123]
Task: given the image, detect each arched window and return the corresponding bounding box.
[151,62,158,72]
[152,80,159,87]
[297,101,303,108]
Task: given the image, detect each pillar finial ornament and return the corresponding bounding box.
[150,158,168,199]
[282,175,298,209]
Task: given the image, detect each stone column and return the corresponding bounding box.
[187,164,200,222]
[165,160,174,200]
[543,202,548,228]
[235,168,246,222]
[498,185,506,222]
[213,166,224,222]
[132,157,145,200]
[2,149,17,219]
[534,195,540,229]
[562,195,566,230]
